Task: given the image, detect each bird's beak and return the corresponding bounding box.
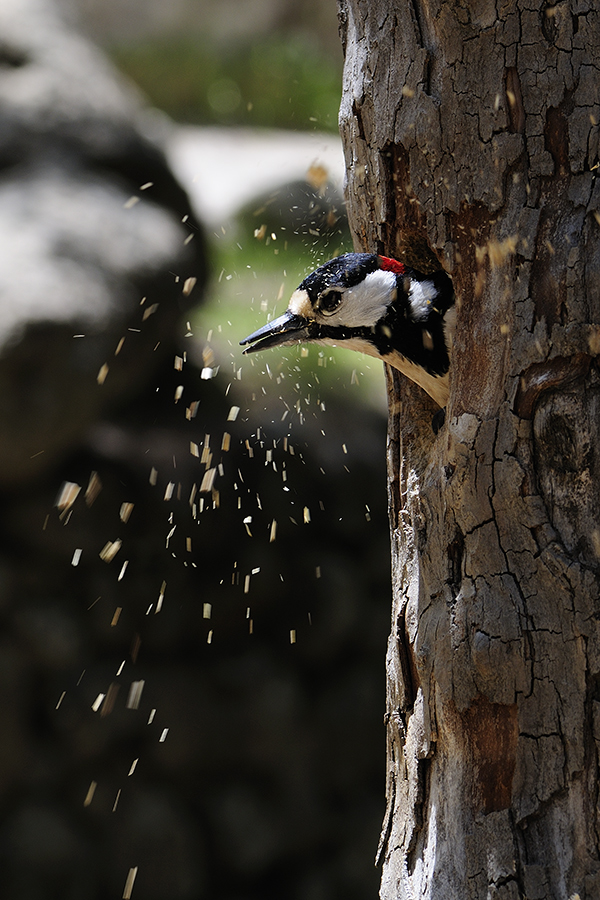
[240,310,314,354]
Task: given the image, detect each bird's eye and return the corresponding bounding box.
[318,289,343,315]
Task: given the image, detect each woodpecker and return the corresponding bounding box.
[240,252,455,411]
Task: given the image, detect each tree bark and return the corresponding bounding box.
[338,1,600,897]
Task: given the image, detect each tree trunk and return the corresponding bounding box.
[338,1,600,897]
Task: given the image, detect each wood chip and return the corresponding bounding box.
[85,471,102,506]
[83,781,97,807]
[200,468,216,492]
[91,693,105,712]
[56,481,81,511]
[99,539,122,562]
[100,682,120,717]
[126,680,145,710]
[120,502,134,523]
[142,303,159,321]
[156,581,166,613]
[182,276,197,296]
[186,400,200,420]
[71,549,82,567]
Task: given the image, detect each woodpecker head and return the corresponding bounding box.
[240,252,455,408]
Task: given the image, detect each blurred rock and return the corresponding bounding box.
[0,0,208,486]
[0,355,389,900]
[240,175,349,249]
[0,804,95,899]
[106,787,206,900]
[167,125,345,227]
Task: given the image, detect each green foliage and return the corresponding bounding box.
[110,35,342,131]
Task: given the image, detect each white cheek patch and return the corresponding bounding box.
[288,288,313,319]
[323,269,396,328]
[408,279,438,321]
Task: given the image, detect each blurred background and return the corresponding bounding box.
[0,1,390,898]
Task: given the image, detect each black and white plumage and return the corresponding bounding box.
[240,252,455,409]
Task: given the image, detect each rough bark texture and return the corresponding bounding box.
[338,1,600,897]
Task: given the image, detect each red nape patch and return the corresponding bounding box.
[378,255,406,275]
